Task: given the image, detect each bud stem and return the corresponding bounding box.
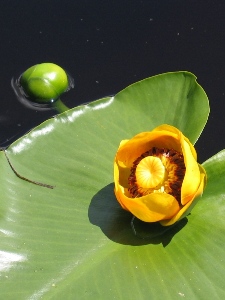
[52,98,70,113]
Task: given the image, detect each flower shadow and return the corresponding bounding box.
[88,183,188,247]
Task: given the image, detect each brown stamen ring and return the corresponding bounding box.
[128,147,186,205]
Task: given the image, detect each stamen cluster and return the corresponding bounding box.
[128,147,186,205]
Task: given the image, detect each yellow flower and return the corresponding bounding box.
[114,124,207,226]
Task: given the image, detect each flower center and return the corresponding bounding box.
[128,147,186,204]
[136,156,165,189]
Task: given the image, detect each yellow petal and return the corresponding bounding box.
[154,125,200,205]
[114,181,180,222]
[153,124,197,160]
[152,124,178,133]
[115,159,130,188]
[180,135,201,205]
[114,160,128,210]
[116,130,181,169]
[114,139,131,189]
[160,171,206,226]
[118,139,129,149]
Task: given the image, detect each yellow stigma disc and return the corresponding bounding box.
[135,156,165,189]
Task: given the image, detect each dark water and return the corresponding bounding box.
[1,0,225,162]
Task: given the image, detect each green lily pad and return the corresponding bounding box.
[1,71,220,299]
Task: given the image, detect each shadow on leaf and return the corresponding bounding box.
[88,183,187,247]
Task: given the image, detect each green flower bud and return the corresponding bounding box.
[20,63,69,103]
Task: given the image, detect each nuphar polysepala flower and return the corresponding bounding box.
[114,125,206,226]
